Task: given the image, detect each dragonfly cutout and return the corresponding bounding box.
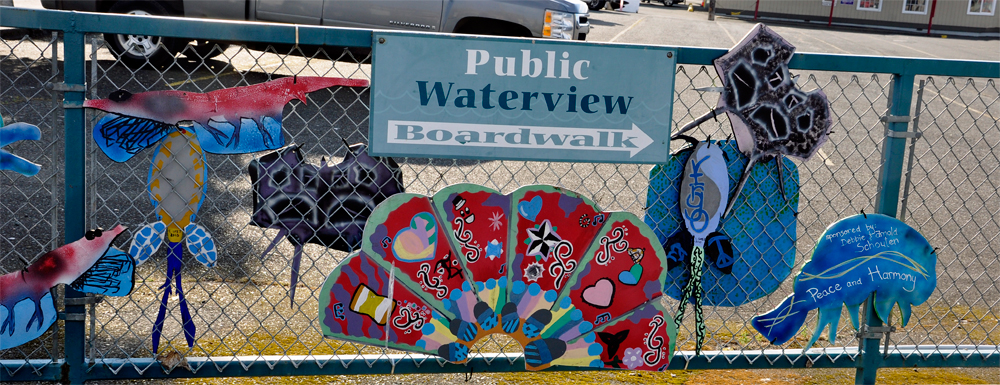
[84,76,369,352]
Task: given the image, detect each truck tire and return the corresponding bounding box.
[586,0,607,10]
[104,1,180,68]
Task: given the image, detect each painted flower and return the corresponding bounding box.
[622,347,643,370]
[486,239,503,260]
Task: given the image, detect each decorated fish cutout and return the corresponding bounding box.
[0,122,42,176]
[1,226,134,349]
[671,23,831,217]
[646,140,799,310]
[84,76,370,352]
[752,214,935,349]
[85,77,370,162]
[322,184,676,371]
[249,143,404,303]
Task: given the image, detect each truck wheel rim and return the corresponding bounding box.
[115,10,161,58]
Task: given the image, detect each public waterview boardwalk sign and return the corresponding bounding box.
[370,32,677,164]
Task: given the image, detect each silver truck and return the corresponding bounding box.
[42,0,591,67]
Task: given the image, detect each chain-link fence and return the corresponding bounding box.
[2,8,998,383]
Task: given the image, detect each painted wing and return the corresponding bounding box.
[508,185,609,296]
[93,113,173,163]
[129,221,166,266]
[558,302,676,370]
[184,223,217,268]
[70,246,136,296]
[319,251,443,356]
[432,183,511,310]
[188,116,285,155]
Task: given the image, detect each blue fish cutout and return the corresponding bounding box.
[645,140,798,307]
[752,214,935,349]
[0,122,42,176]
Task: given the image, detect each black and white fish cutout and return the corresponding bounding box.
[672,23,832,217]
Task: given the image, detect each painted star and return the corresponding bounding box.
[525,220,562,260]
[485,239,503,260]
[489,211,504,231]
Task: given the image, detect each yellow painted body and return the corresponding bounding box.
[148,130,206,243]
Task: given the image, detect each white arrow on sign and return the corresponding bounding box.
[386,120,654,157]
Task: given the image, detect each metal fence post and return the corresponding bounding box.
[857,72,916,384]
[61,29,89,385]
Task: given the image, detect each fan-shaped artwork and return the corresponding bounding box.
[752,214,935,349]
[84,76,370,353]
[672,23,831,217]
[1,226,134,349]
[320,184,676,371]
[645,140,798,306]
[249,143,405,303]
[0,122,42,176]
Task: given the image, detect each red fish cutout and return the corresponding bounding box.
[1,226,133,349]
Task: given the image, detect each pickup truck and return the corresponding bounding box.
[42,0,591,67]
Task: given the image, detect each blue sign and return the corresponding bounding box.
[370,32,676,164]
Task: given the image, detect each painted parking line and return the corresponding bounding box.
[922,88,988,117]
[610,16,647,43]
[167,57,285,87]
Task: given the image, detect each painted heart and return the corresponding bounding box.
[581,278,615,309]
[392,212,437,262]
[618,264,643,286]
[518,196,542,221]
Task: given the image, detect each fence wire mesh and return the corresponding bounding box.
[1,28,998,380]
[897,77,1000,357]
[1,31,64,376]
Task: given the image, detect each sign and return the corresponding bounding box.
[370,33,676,164]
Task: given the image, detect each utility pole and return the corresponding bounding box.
[708,0,717,21]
